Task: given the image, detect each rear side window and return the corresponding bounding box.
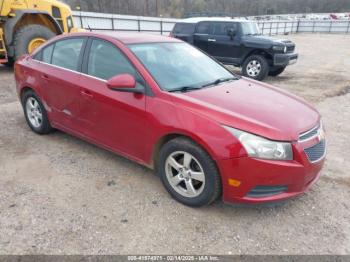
[51,38,84,71]
[212,22,238,36]
[87,39,136,80]
[196,22,212,34]
[42,44,54,63]
[173,23,195,34]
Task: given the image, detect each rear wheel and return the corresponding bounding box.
[22,90,53,135]
[268,66,286,76]
[242,55,269,81]
[158,137,221,207]
[13,25,56,61]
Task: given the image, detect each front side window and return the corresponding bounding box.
[196,22,212,34]
[87,39,136,80]
[212,22,238,36]
[129,42,234,92]
[51,38,84,71]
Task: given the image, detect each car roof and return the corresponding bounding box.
[178,17,252,24]
[66,31,181,44]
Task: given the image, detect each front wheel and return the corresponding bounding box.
[268,66,286,76]
[158,138,221,207]
[242,55,269,81]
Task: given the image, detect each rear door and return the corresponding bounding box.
[207,22,241,64]
[193,21,213,53]
[39,37,87,131]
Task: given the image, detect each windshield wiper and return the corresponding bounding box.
[168,86,202,93]
[201,77,237,88]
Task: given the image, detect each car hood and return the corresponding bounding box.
[172,78,320,141]
[242,35,294,47]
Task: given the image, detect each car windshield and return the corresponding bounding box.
[128,42,235,92]
[241,22,261,35]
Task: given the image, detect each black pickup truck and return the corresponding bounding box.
[171,18,298,81]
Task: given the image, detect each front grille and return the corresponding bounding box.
[246,185,288,198]
[304,139,326,162]
[299,124,320,141]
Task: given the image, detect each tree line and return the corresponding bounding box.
[63,0,350,18]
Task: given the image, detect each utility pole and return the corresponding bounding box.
[155,0,159,17]
[98,0,102,13]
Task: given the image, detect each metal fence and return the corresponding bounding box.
[72,11,178,35]
[73,11,350,36]
[258,20,350,35]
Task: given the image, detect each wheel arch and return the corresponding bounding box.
[151,132,218,172]
[242,49,273,65]
[19,86,35,104]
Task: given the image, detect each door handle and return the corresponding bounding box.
[81,90,93,98]
[208,38,216,42]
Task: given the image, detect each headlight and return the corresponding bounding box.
[223,126,293,160]
[272,45,287,53]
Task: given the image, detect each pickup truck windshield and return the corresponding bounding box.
[241,22,261,35]
[128,42,235,92]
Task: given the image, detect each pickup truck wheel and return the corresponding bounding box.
[269,66,286,77]
[242,55,269,81]
[158,137,221,207]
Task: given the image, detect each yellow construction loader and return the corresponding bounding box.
[0,0,79,65]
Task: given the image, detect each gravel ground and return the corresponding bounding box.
[0,33,349,255]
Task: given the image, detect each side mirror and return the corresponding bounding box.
[227,28,236,40]
[107,74,144,94]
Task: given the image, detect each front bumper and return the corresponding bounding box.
[218,139,325,204]
[273,52,298,67]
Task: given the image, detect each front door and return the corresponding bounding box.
[207,22,241,64]
[77,38,149,161]
[193,21,213,53]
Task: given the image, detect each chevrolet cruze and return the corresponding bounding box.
[14,32,326,207]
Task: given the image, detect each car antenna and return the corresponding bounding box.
[87,24,92,32]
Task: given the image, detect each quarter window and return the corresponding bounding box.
[42,44,54,63]
[51,38,84,71]
[87,39,136,80]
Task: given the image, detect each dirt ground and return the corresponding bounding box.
[0,33,349,255]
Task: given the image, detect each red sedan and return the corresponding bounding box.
[14,32,326,207]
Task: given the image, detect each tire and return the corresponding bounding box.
[13,25,56,61]
[242,55,269,81]
[158,137,221,207]
[22,90,52,135]
[268,66,286,77]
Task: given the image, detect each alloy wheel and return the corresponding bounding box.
[165,151,205,198]
[26,97,43,128]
